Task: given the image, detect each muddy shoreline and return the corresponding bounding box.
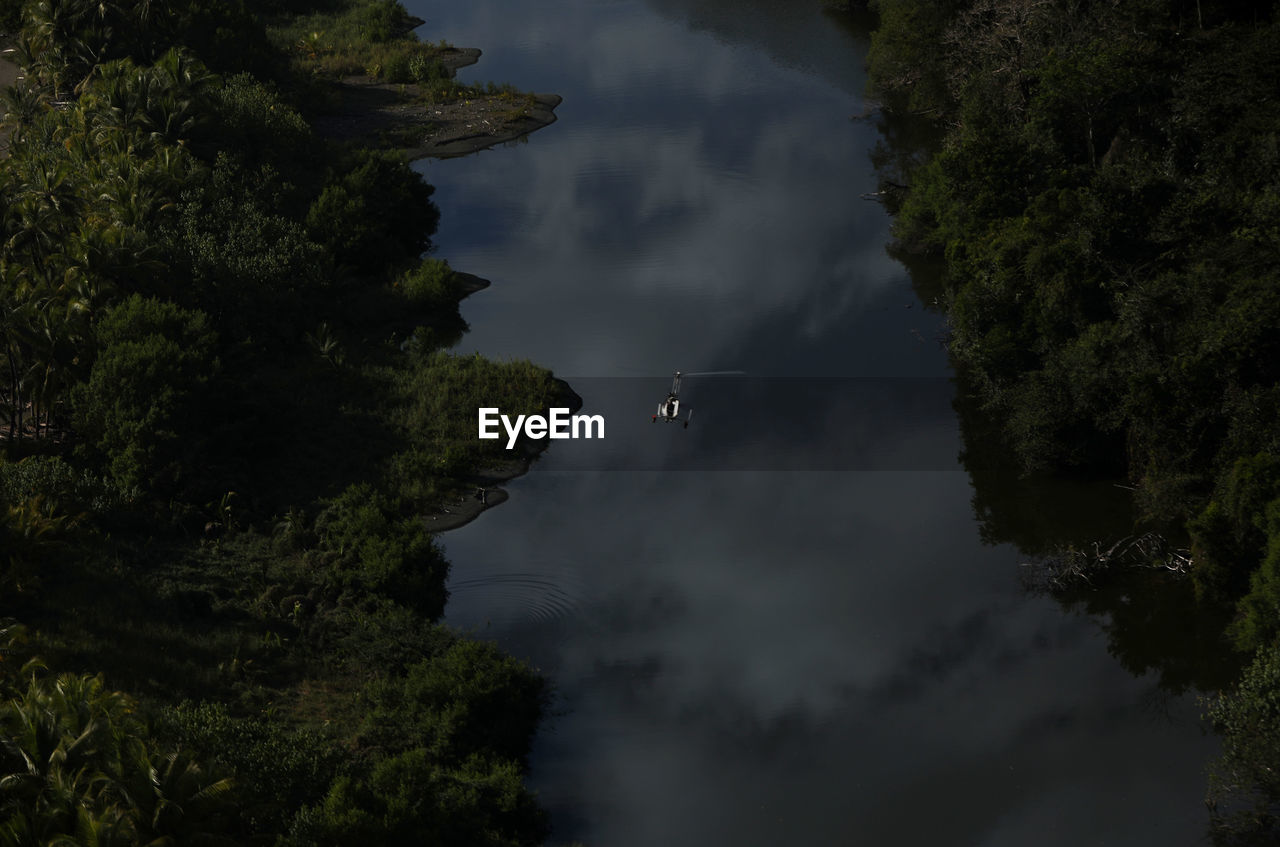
[308,45,567,529]
[312,46,561,160]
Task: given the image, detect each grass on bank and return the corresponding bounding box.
[266,0,539,115]
[266,0,454,84]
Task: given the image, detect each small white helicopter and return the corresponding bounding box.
[652,370,743,428]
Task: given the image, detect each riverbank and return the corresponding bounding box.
[407,269,579,532]
[423,377,582,531]
[311,46,561,159]
[0,2,564,842]
[0,30,567,527]
[307,28,568,528]
[865,1,1280,835]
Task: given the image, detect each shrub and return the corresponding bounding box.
[1232,499,1280,651]
[161,700,347,836]
[397,257,457,309]
[408,53,446,83]
[170,0,279,76]
[288,749,547,846]
[358,0,411,42]
[0,455,135,515]
[1191,452,1280,601]
[360,638,548,765]
[381,51,412,83]
[305,149,439,272]
[1207,644,1280,838]
[213,73,312,160]
[313,483,449,617]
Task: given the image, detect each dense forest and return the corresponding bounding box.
[864,0,1280,838]
[0,0,569,843]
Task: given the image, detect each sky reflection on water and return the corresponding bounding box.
[443,471,1212,846]
[415,0,918,379]
[408,0,1218,843]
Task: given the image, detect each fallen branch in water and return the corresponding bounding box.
[1020,532,1192,592]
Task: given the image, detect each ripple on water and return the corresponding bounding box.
[446,565,588,630]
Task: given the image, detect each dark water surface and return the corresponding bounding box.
[407,1,1218,844]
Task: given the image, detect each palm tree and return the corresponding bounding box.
[24,0,128,100]
[81,52,215,152]
[116,750,236,845]
[0,272,38,443]
[80,59,147,145]
[0,81,50,149]
[25,0,91,99]
[0,668,238,846]
[5,156,82,274]
[20,303,80,439]
[0,673,132,839]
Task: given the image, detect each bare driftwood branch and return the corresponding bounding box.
[1020,532,1192,593]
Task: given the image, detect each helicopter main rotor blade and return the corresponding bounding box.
[680,370,746,377]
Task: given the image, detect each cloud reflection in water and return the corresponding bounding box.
[411,0,1217,843]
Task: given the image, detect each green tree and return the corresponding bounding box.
[71,294,219,492]
[1207,644,1280,841]
[306,149,439,273]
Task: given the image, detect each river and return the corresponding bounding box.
[407,1,1219,844]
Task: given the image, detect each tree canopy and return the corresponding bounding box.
[0,0,564,842]
[867,0,1280,833]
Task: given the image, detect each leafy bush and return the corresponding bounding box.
[1207,644,1280,839]
[288,749,548,846]
[169,0,279,76]
[304,601,456,673]
[358,0,413,42]
[161,700,347,836]
[0,0,560,841]
[409,52,447,83]
[288,629,549,844]
[381,51,412,83]
[212,73,312,161]
[397,257,458,309]
[360,638,548,765]
[1232,499,1280,651]
[170,157,331,341]
[0,455,136,515]
[869,3,1280,537]
[1191,452,1280,601]
[313,482,449,617]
